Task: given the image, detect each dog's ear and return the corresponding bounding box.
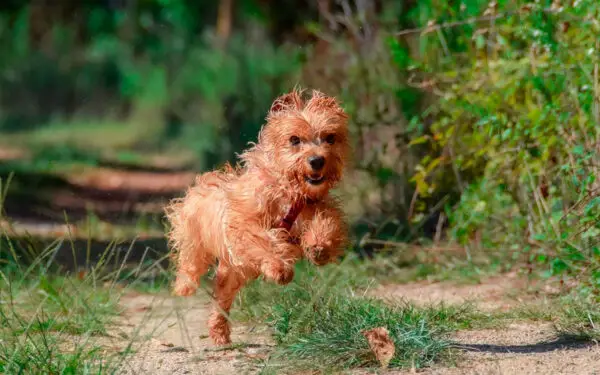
[269,90,304,114]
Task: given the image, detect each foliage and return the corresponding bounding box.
[2,0,600,292]
[236,258,484,371]
[403,1,600,289]
[0,1,303,169]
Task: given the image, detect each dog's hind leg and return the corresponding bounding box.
[208,265,246,345]
[173,246,214,296]
[167,196,216,296]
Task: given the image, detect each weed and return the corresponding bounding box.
[0,176,138,373]
[236,257,474,372]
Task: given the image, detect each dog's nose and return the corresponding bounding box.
[308,155,325,171]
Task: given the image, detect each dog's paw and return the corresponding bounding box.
[261,260,295,285]
[305,245,341,266]
[209,330,232,346]
[173,277,198,296]
[211,335,232,346]
[173,284,197,297]
[306,246,330,266]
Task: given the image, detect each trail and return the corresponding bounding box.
[116,291,273,375]
[4,149,598,374]
[369,275,600,375]
[114,275,600,375]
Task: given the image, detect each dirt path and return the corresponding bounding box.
[370,276,600,375]
[115,291,273,375]
[352,322,600,375]
[371,272,532,312]
[112,275,600,375]
[436,323,600,375]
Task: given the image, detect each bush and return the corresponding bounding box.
[403,1,600,288]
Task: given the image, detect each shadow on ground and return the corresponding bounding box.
[455,334,596,354]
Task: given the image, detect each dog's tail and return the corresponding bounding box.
[164,197,184,263]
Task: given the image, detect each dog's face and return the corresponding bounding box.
[258,90,349,199]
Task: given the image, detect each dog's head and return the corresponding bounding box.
[250,89,349,200]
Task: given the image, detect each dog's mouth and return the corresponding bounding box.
[304,175,326,186]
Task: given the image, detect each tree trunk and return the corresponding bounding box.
[216,0,233,45]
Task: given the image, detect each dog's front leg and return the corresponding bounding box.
[299,201,348,266]
[228,225,303,284]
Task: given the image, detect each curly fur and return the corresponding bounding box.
[165,89,350,345]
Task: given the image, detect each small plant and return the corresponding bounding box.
[0,177,140,373]
[237,257,479,372]
[401,0,600,291]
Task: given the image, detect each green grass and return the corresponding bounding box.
[0,173,151,374]
[3,120,145,152]
[3,167,600,373]
[235,251,600,373]
[358,245,512,286]
[236,258,482,372]
[3,235,598,374]
[0,233,177,374]
[0,249,129,374]
[0,119,198,171]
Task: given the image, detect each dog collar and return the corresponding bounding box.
[277,198,319,231]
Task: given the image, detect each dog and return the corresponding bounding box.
[165,89,350,345]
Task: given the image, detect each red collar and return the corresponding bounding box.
[276,198,318,231]
[257,171,320,231]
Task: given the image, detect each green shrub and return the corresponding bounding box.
[402,1,600,288]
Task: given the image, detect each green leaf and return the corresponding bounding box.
[572,145,585,155]
[409,135,430,146]
[376,168,395,184]
[551,258,569,275]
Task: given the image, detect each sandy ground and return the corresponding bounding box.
[366,275,600,375]
[114,291,273,375]
[367,322,600,375]
[110,275,600,375]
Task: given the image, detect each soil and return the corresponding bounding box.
[114,291,273,375]
[369,271,569,312]
[111,276,600,375]
[3,151,598,374]
[365,279,600,375]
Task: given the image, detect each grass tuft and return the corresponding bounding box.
[236,257,472,372]
[275,296,451,370]
[0,238,131,374]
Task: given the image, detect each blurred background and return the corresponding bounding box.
[1,0,599,286]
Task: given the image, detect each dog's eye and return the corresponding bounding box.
[290,136,301,146]
[325,134,336,145]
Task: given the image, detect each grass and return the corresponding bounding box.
[2,214,599,374]
[3,235,599,374]
[2,167,600,373]
[0,231,179,374]
[2,120,147,152]
[0,171,164,373]
[236,258,483,372]
[0,245,129,373]
[358,245,513,286]
[235,249,600,373]
[0,120,198,172]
